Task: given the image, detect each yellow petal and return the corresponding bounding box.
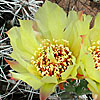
[19,20,39,53]
[40,83,56,100]
[41,76,58,83]
[63,20,81,57]
[35,1,67,40]
[81,49,100,83]
[86,78,99,94]
[8,27,32,61]
[5,59,28,73]
[61,65,74,80]
[93,13,100,30]
[75,14,92,35]
[11,72,43,90]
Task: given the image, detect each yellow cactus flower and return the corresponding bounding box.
[5,1,92,100]
[80,12,100,99]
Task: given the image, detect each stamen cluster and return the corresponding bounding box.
[31,39,75,78]
[88,41,100,70]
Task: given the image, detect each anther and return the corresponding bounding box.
[31,39,75,79]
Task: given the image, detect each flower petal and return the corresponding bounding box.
[87,80,100,100]
[93,13,100,30]
[61,65,74,80]
[71,63,80,79]
[66,11,92,36]
[86,13,100,43]
[8,52,41,79]
[35,1,67,40]
[86,78,99,94]
[63,21,81,57]
[27,65,42,79]
[41,76,58,83]
[87,67,100,83]
[70,37,81,57]
[15,54,42,79]
[63,11,91,57]
[81,51,100,83]
[71,45,87,79]
[40,83,56,100]
[75,14,92,35]
[11,72,43,90]
[19,20,39,53]
[89,29,100,44]
[5,59,28,73]
[8,27,32,61]
[10,51,31,68]
[66,11,78,26]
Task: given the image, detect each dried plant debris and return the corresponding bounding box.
[0,0,43,19]
[0,0,43,35]
[47,0,100,17]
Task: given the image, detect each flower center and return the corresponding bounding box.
[88,41,100,70]
[31,39,75,78]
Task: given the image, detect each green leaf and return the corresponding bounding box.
[40,83,56,100]
[63,79,91,96]
[75,79,91,95]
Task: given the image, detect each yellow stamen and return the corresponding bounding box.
[31,39,75,79]
[88,41,100,70]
